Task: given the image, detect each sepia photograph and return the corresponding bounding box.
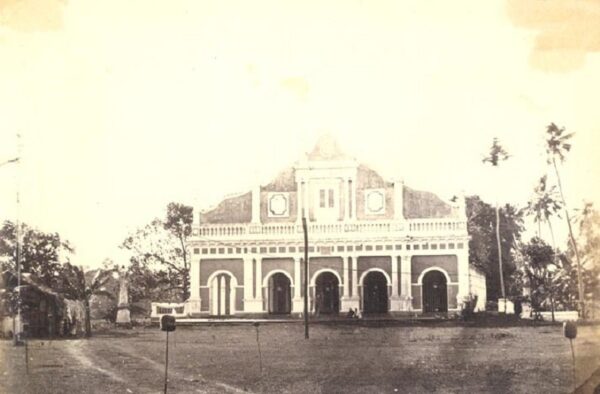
[1,1,600,393]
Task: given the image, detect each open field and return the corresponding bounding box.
[2,322,600,393]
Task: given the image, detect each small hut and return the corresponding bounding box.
[0,271,85,338]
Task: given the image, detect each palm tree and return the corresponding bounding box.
[58,264,117,337]
[545,123,585,318]
[525,175,563,242]
[483,138,510,311]
[524,176,563,321]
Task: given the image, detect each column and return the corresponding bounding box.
[393,179,404,220]
[401,254,413,311]
[185,258,202,315]
[342,255,360,311]
[243,256,253,301]
[390,256,402,312]
[219,275,226,315]
[252,185,261,224]
[255,257,263,303]
[292,256,303,313]
[457,250,470,310]
[244,256,263,313]
[296,181,303,222]
[211,276,218,315]
[343,179,349,220]
[342,255,350,298]
[351,179,357,220]
[303,180,309,220]
[352,255,359,298]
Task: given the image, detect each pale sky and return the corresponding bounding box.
[1,0,599,268]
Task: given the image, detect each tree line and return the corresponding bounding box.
[1,123,599,332]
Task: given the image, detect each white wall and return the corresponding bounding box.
[469,267,487,312]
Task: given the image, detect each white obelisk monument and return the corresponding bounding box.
[116,266,132,328]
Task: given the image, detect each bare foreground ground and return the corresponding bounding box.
[1,322,600,394]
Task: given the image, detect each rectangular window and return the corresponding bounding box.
[320,189,326,208]
[328,189,334,208]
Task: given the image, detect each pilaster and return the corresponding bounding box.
[390,255,402,311]
[400,254,413,311]
[185,257,201,315]
[244,256,263,312]
[457,249,470,309]
[292,256,303,313]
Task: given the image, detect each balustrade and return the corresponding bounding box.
[192,218,466,239]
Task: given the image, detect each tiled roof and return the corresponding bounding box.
[403,186,454,219]
[199,192,252,224]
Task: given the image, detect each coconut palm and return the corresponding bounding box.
[525,175,563,242]
[545,123,585,318]
[524,175,563,321]
[483,138,510,311]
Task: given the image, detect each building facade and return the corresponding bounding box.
[186,136,485,317]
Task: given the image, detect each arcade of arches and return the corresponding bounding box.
[193,254,481,317]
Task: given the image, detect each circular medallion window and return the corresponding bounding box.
[269,193,288,216]
[366,190,385,214]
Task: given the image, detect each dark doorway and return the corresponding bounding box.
[315,272,340,314]
[268,273,291,314]
[423,270,448,313]
[363,271,389,314]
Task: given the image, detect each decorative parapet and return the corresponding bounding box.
[190,218,467,241]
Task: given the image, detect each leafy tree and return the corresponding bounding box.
[570,202,600,318]
[0,220,73,288]
[521,237,557,319]
[545,123,585,316]
[121,203,193,301]
[483,138,510,310]
[524,176,562,241]
[55,263,117,337]
[466,195,524,302]
[126,259,177,304]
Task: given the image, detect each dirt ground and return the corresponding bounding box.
[1,322,599,393]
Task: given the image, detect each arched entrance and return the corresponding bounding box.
[422,270,448,313]
[209,273,235,316]
[268,273,291,314]
[363,271,388,314]
[315,272,340,314]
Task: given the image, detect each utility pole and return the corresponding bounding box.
[13,134,22,346]
[302,217,309,340]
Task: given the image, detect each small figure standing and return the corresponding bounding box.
[355,308,362,319]
[314,293,322,317]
